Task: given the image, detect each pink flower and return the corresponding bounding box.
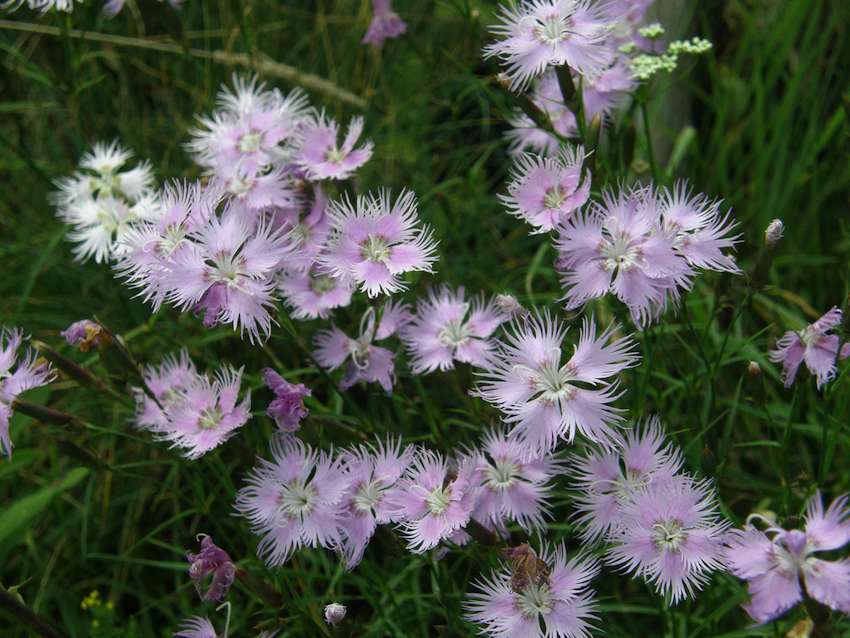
[469,428,563,534]
[338,436,415,568]
[186,535,236,602]
[464,543,599,638]
[474,312,638,455]
[271,187,331,273]
[724,492,850,624]
[505,72,579,156]
[402,286,507,374]
[606,477,729,603]
[391,449,478,553]
[570,416,684,543]
[500,146,590,233]
[278,265,354,320]
[555,185,692,326]
[0,327,54,458]
[321,189,438,297]
[297,113,373,180]
[483,0,615,91]
[173,616,216,638]
[769,307,850,389]
[362,0,407,46]
[262,368,310,432]
[234,436,349,566]
[314,302,410,393]
[134,349,202,431]
[581,59,636,123]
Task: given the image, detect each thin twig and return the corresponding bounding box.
[0,19,367,108]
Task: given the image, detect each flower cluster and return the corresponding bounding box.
[132,350,251,459]
[0,327,54,458]
[571,419,729,603]
[725,492,850,623]
[555,182,740,326]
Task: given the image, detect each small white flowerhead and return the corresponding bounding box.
[323,603,347,626]
[764,219,784,248]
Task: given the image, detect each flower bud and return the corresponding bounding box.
[764,219,784,248]
[747,361,761,376]
[324,603,347,626]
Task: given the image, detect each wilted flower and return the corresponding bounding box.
[402,286,507,374]
[464,543,599,638]
[61,319,106,351]
[173,616,217,638]
[314,302,410,393]
[391,449,478,553]
[321,189,438,297]
[262,368,310,432]
[570,417,684,543]
[724,492,850,624]
[297,113,374,180]
[235,436,349,566]
[474,312,638,455]
[338,437,414,568]
[0,327,54,458]
[483,0,614,91]
[469,428,562,534]
[362,0,407,46]
[606,477,729,603]
[324,602,347,625]
[187,535,236,602]
[769,307,849,389]
[500,146,590,233]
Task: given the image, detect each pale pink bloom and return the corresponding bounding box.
[500,146,590,233]
[338,436,415,568]
[262,368,310,432]
[474,312,639,455]
[769,307,850,389]
[362,0,407,46]
[0,327,54,458]
[297,113,373,180]
[271,187,331,273]
[555,185,692,326]
[278,265,355,320]
[186,535,235,602]
[133,349,203,431]
[484,0,615,91]
[469,428,563,533]
[321,189,438,297]
[313,302,410,392]
[391,449,478,553]
[402,286,507,374]
[724,492,850,624]
[570,416,684,543]
[234,436,349,566]
[465,543,599,638]
[582,59,636,123]
[505,72,579,156]
[606,477,729,603]
[173,616,216,638]
[212,163,299,213]
[324,602,347,625]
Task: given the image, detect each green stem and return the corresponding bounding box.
[640,100,660,183]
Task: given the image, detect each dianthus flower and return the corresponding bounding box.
[234,436,349,566]
[769,307,850,389]
[606,477,729,603]
[338,436,415,568]
[724,492,850,624]
[500,146,590,233]
[187,535,236,602]
[173,616,217,638]
[474,312,638,455]
[362,0,407,46]
[314,302,410,392]
[262,368,310,432]
[555,184,692,326]
[278,264,354,320]
[464,543,599,638]
[271,187,332,273]
[391,449,478,553]
[53,140,157,263]
[469,428,562,534]
[0,327,54,458]
[505,72,579,156]
[134,349,202,430]
[297,113,374,180]
[570,416,683,543]
[402,286,507,374]
[321,189,438,297]
[484,0,614,91]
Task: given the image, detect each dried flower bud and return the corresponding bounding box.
[496,294,526,317]
[61,319,107,352]
[747,361,761,376]
[503,544,549,592]
[324,603,347,626]
[187,535,236,602]
[764,219,784,248]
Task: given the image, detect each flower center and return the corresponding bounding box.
[198,406,223,430]
[238,130,263,153]
[310,275,337,295]
[798,325,818,347]
[485,458,520,490]
[228,174,255,197]
[543,185,568,210]
[517,581,554,618]
[518,354,576,404]
[361,234,391,262]
[437,319,473,348]
[426,486,452,515]
[535,14,571,46]
[158,224,189,255]
[353,480,383,513]
[325,147,346,163]
[349,337,372,370]
[601,233,640,272]
[278,481,317,518]
[211,252,245,284]
[652,519,686,551]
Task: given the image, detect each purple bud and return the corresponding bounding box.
[262,368,311,432]
[323,603,346,626]
[187,535,236,602]
[61,320,106,352]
